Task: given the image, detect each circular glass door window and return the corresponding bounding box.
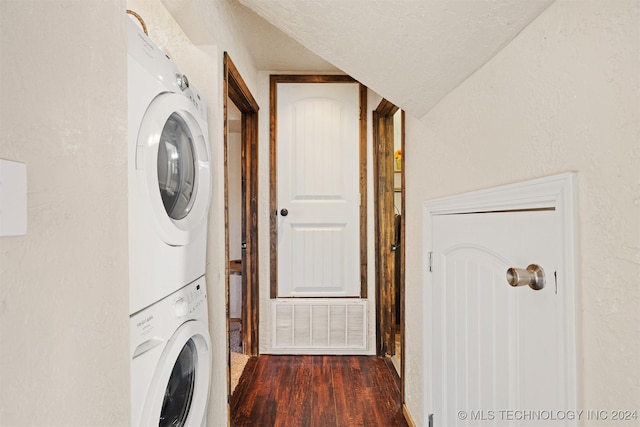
[159,339,197,427]
[157,113,197,220]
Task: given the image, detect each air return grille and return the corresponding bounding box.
[271,299,367,353]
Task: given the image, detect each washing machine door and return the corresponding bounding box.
[140,320,211,427]
[137,92,211,246]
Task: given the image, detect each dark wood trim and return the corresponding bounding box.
[226,55,259,112]
[376,98,399,116]
[268,74,356,84]
[269,75,278,299]
[373,110,382,355]
[373,107,396,357]
[399,110,406,401]
[269,75,367,299]
[373,99,405,401]
[359,84,368,298]
[224,53,260,361]
[223,56,231,401]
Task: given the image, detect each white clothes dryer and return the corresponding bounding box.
[127,17,211,314]
[131,276,211,427]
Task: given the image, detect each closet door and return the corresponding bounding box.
[276,82,360,297]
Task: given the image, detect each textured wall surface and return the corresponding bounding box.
[403,0,640,424]
[0,1,129,425]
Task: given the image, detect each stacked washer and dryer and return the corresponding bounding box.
[127,16,212,427]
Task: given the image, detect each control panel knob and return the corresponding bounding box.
[174,297,189,317]
[176,73,189,91]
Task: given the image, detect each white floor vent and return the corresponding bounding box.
[271,299,367,354]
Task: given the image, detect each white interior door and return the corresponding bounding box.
[428,209,575,427]
[277,82,360,297]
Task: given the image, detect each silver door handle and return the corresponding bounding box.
[506,264,545,290]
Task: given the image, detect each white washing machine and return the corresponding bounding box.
[131,276,211,426]
[127,17,212,314]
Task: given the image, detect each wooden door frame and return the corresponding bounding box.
[269,75,368,298]
[224,53,259,358]
[373,99,405,389]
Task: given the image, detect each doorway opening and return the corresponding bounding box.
[373,99,405,391]
[224,53,259,398]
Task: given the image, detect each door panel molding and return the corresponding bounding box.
[269,75,367,299]
[422,172,578,426]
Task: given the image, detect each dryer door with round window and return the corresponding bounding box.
[137,92,211,246]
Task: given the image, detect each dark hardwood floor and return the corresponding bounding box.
[230,355,409,427]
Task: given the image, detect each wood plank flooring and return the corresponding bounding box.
[230,355,409,427]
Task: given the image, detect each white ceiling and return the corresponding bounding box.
[164,0,555,118]
[236,0,555,118]
[228,0,339,72]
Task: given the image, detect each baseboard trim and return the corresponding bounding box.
[403,404,416,427]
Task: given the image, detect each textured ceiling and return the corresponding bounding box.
[162,0,555,118]
[228,0,339,72]
[237,0,555,118]
[162,0,339,70]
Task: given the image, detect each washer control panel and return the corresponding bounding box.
[131,277,208,358]
[173,281,207,318]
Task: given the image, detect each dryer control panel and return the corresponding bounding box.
[185,85,207,121]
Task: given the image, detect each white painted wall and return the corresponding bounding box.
[227,126,242,264]
[403,0,640,423]
[0,1,129,425]
[228,131,242,319]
